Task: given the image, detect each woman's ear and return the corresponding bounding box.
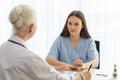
[81,26,83,29]
[81,24,83,29]
[29,23,34,33]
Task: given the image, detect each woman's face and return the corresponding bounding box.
[67,16,83,37]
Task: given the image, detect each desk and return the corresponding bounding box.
[64,69,115,80]
[91,69,110,80]
[91,69,119,80]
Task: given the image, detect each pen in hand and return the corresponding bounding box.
[88,64,92,71]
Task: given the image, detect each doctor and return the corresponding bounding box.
[0,4,91,80]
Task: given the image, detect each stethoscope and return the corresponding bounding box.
[8,39,26,48]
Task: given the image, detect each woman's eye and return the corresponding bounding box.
[75,23,79,26]
[68,22,72,25]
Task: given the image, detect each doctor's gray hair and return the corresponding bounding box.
[9,4,36,35]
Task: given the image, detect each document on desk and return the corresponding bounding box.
[91,69,110,80]
[92,75,109,80]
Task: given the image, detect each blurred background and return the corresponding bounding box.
[0,0,119,79]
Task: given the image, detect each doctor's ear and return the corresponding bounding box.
[29,23,34,33]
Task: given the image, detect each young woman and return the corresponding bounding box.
[46,10,99,71]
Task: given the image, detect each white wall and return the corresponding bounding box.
[80,0,120,78]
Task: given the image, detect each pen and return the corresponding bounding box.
[88,64,92,71]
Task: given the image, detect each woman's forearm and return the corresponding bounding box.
[84,58,98,68]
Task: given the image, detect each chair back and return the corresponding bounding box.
[95,40,100,69]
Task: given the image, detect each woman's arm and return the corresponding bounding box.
[72,58,98,71]
[85,39,99,69]
[83,59,98,69]
[84,58,98,69]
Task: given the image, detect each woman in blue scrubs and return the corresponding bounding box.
[46,11,99,71]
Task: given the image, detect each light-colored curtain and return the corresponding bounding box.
[80,0,120,77]
[84,0,120,77]
[0,0,81,58]
[0,0,120,78]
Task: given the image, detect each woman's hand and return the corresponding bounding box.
[72,59,83,68]
[72,59,89,72]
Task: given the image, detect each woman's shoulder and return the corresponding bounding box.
[53,36,64,44]
[82,38,94,43]
[82,37,93,41]
[56,36,68,41]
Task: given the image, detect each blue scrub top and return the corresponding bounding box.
[47,36,99,65]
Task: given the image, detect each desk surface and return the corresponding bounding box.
[91,69,117,80]
[64,69,117,80]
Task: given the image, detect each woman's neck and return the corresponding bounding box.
[69,35,80,41]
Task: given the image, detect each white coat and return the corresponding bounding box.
[0,35,75,80]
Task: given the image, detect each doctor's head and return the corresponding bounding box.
[9,4,37,41]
